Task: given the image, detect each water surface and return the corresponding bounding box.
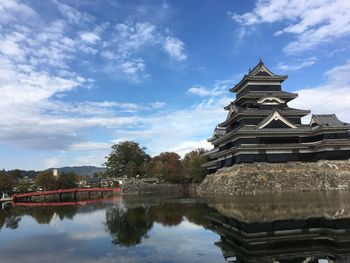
[1,191,350,262]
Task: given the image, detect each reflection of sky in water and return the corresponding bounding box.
[0,201,225,263]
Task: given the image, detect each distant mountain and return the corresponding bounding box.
[48,166,106,177]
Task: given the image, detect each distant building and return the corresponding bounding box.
[52,168,58,177]
[203,60,350,173]
[78,177,101,188]
[142,177,159,184]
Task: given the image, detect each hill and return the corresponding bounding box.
[48,166,106,177]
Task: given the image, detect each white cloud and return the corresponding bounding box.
[187,85,226,97]
[45,157,60,168]
[289,60,350,123]
[79,32,100,44]
[163,36,187,61]
[69,142,111,151]
[0,37,25,60]
[119,58,147,81]
[278,57,316,72]
[230,0,350,54]
[168,140,212,158]
[69,231,106,240]
[114,22,157,55]
[149,102,166,109]
[0,0,35,24]
[53,0,94,25]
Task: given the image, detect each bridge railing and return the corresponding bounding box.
[12,187,120,201]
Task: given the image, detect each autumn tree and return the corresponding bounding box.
[148,152,183,183]
[105,141,150,178]
[34,170,57,190]
[182,148,207,183]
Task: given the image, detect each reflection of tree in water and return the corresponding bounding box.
[0,208,21,229]
[105,202,210,247]
[183,203,209,227]
[30,207,56,224]
[23,206,78,224]
[0,205,79,229]
[56,206,78,221]
[149,204,183,226]
[105,205,153,247]
[1,206,21,230]
[148,203,209,227]
[5,215,21,229]
[0,210,6,229]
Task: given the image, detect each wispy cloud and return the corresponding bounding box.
[100,21,187,81]
[230,0,350,54]
[0,0,35,24]
[187,86,226,97]
[278,57,316,72]
[163,36,187,61]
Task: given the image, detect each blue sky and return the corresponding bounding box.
[1,0,350,170]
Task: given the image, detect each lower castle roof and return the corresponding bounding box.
[311,114,348,127]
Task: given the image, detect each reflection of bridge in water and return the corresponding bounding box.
[12,187,121,202]
[13,197,122,207]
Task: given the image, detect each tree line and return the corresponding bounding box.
[104,141,207,183]
[0,169,78,194]
[0,140,208,193]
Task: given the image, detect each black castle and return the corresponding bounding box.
[203,60,350,173]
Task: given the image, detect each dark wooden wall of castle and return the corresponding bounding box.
[236,85,282,97]
[221,151,350,168]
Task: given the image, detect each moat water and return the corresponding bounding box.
[2,191,350,263]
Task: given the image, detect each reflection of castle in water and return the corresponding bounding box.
[3,193,350,262]
[206,192,350,263]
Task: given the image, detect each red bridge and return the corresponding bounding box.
[12,187,120,202]
[13,197,122,207]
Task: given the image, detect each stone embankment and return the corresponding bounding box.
[197,160,350,196]
[122,179,199,196]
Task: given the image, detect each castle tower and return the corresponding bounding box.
[203,60,350,173]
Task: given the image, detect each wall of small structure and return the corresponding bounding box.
[121,179,199,196]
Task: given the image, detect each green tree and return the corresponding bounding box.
[104,141,150,178]
[182,148,207,183]
[14,179,32,193]
[125,161,137,178]
[57,172,78,189]
[34,170,57,190]
[7,169,22,180]
[149,152,183,183]
[0,170,16,193]
[94,171,107,178]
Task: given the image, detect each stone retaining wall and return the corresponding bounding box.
[197,160,350,196]
[122,179,199,196]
